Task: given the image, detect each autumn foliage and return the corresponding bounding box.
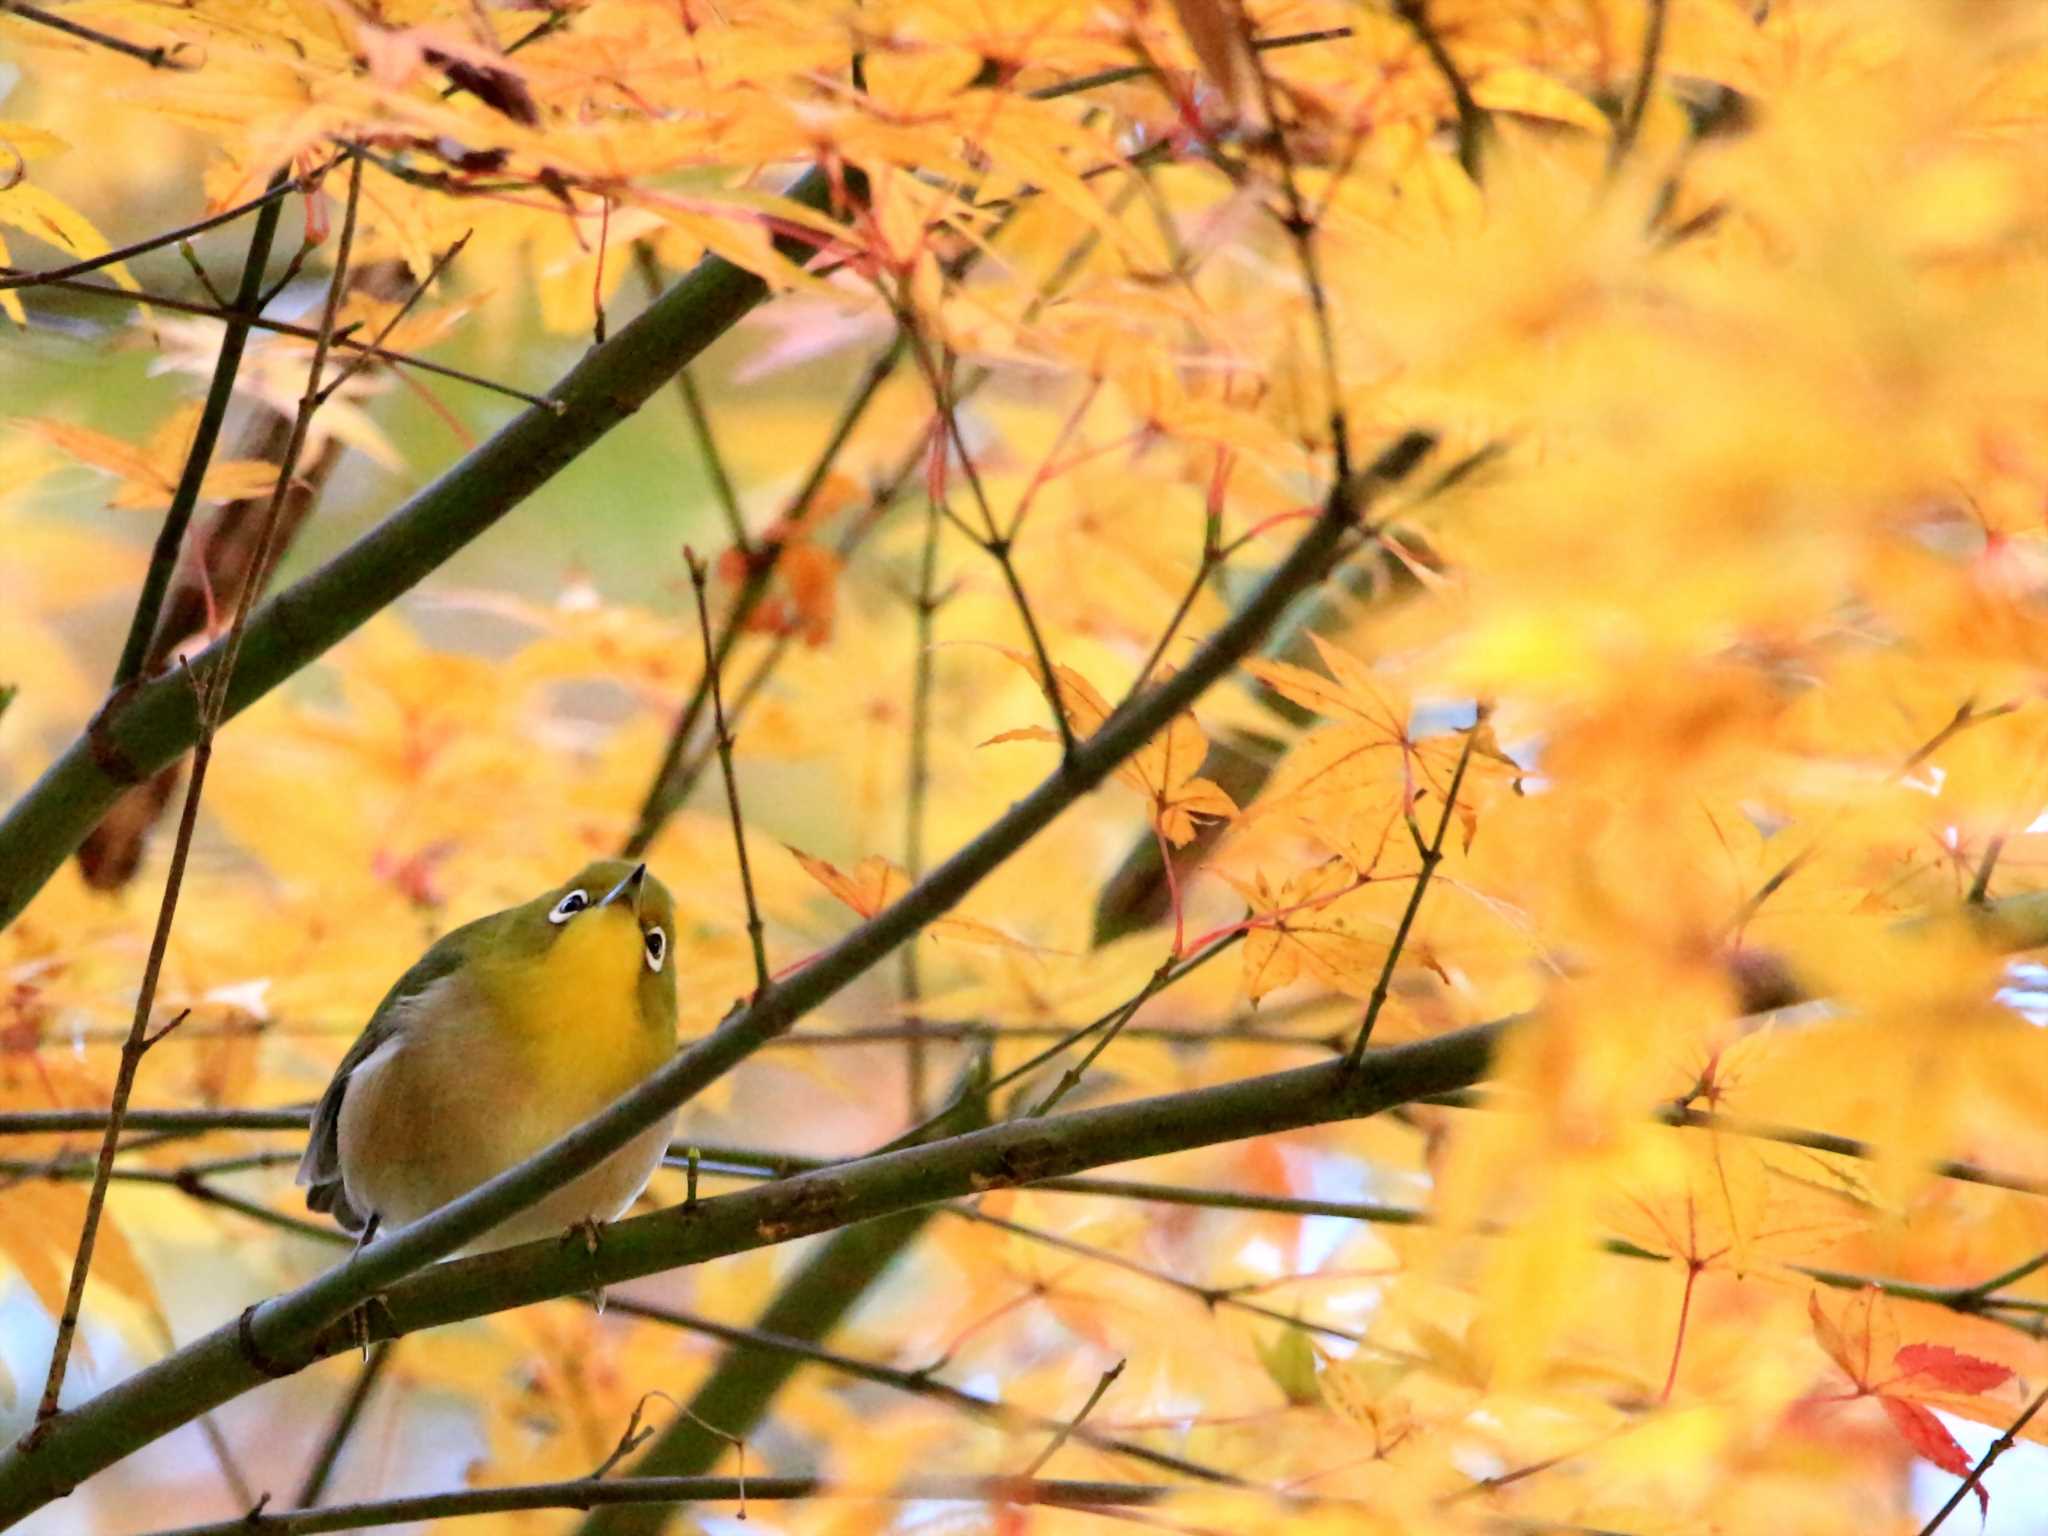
[7,2,2048,1534]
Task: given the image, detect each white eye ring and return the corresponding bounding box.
[548,890,589,925]
[644,927,667,973]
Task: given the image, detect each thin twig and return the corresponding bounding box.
[1022,1361,1125,1477]
[1048,26,1354,98]
[1028,964,1173,1117]
[686,551,769,996]
[0,0,194,69]
[902,497,944,1119]
[627,193,1119,852]
[1915,1381,2048,1536]
[25,148,365,1445]
[196,1415,257,1511]
[0,175,301,292]
[955,1207,1380,1351]
[892,301,1078,757]
[139,1476,1206,1536]
[312,232,471,408]
[1609,0,1668,170]
[1968,834,2006,906]
[174,242,229,309]
[1345,711,1484,1064]
[111,171,290,688]
[620,340,906,858]
[1236,9,1352,484]
[42,273,562,413]
[1392,0,1485,180]
[607,1299,1235,1484]
[879,932,1245,1150]
[294,1343,395,1508]
[636,244,749,553]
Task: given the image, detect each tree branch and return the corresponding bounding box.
[111,171,289,689]
[143,1475,1202,1536]
[0,461,1385,1518]
[0,165,840,932]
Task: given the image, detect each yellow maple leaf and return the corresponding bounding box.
[989,648,1238,846]
[787,847,1030,951]
[16,406,280,512]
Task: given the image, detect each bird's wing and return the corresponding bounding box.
[296,930,470,1231]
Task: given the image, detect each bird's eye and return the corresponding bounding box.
[548,890,589,925]
[643,927,667,973]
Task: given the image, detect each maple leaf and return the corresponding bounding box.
[15,408,280,512]
[787,848,1027,951]
[0,121,141,325]
[1217,861,1389,1003]
[989,649,1238,847]
[1806,1288,2018,1515]
[1244,635,1513,866]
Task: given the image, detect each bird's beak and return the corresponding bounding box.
[599,863,647,916]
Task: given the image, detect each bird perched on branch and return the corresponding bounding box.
[297,859,679,1254]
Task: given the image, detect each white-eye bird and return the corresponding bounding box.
[296,859,679,1253]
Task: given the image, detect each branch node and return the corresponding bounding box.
[237,1306,303,1381]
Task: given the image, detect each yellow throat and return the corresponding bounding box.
[481,902,667,1106]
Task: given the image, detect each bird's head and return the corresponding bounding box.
[483,858,679,1034]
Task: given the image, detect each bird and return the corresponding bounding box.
[296,858,679,1254]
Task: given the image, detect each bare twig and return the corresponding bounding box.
[891,301,1078,757]
[686,552,769,996]
[1968,834,2006,906]
[880,932,1245,1150]
[174,241,229,309]
[111,172,289,689]
[902,498,945,1119]
[42,273,562,413]
[0,0,194,69]
[955,1207,1380,1352]
[1236,8,1353,483]
[313,232,471,408]
[1021,1361,1125,1477]
[1610,0,1669,170]
[1392,0,1485,180]
[294,1343,395,1508]
[1345,711,1484,1065]
[636,244,749,553]
[25,148,365,1444]
[0,175,301,292]
[620,337,907,858]
[1915,1382,2048,1536]
[614,1297,1233,1482]
[1027,964,1174,1117]
[139,1476,1203,1536]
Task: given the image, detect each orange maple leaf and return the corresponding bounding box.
[988,649,1237,847]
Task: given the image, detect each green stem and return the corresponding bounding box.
[111,172,289,689]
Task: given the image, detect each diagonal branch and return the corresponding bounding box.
[111,170,290,689]
[0,459,1386,1518]
[0,0,194,68]
[25,150,363,1444]
[0,165,842,932]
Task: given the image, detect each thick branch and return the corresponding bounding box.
[0,1021,1499,1524]
[0,469,1378,1519]
[0,166,839,933]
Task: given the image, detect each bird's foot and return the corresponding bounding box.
[345,1293,393,1361]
